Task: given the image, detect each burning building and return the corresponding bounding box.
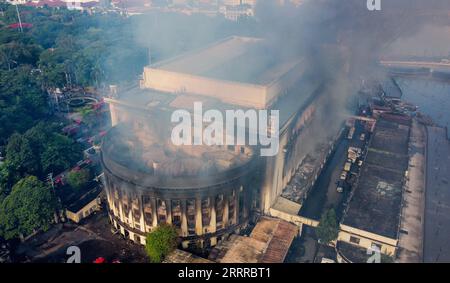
[101,36,332,249]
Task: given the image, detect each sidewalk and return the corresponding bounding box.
[397,118,426,263]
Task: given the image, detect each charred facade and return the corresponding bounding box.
[101,36,335,249]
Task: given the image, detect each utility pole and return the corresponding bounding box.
[47,172,55,190]
[15,4,23,33]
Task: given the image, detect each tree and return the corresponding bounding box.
[5,133,40,177]
[316,209,339,245]
[39,133,82,175]
[0,176,57,240]
[0,121,82,195]
[0,66,48,145]
[0,42,42,70]
[0,161,19,201]
[66,168,91,190]
[145,224,178,263]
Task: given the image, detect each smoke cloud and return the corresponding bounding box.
[112,0,450,162]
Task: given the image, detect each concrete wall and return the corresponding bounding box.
[66,198,101,224]
[268,207,319,228]
[260,100,318,213]
[143,68,268,109]
[103,156,254,249]
[338,224,398,256]
[265,61,305,106]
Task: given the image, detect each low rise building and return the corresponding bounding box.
[209,216,298,263]
[63,181,103,223]
[338,116,411,258]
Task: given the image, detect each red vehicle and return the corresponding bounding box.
[8,23,33,29]
[93,257,106,264]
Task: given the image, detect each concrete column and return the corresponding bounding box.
[139,195,145,232]
[128,204,133,225]
[110,104,118,126]
[195,197,203,235]
[209,196,216,233]
[211,237,217,246]
[105,185,112,210]
[151,197,157,228]
[108,186,116,216]
[242,188,248,220]
[223,194,229,226]
[234,189,240,224]
[118,190,124,222]
[166,200,172,225]
[181,200,188,237]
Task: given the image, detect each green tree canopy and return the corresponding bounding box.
[66,168,91,190]
[145,224,178,263]
[5,133,41,177]
[0,66,48,145]
[0,176,57,240]
[316,209,339,245]
[24,122,82,175]
[1,123,81,192]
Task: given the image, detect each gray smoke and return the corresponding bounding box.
[119,0,450,157]
[255,0,450,136]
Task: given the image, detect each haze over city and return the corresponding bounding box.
[0,0,450,273]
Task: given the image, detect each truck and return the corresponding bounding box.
[360,133,366,141]
[344,162,352,172]
[348,147,362,163]
[347,127,355,139]
[336,180,346,193]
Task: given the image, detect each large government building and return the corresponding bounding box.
[101,36,332,249]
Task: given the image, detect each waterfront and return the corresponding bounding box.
[396,77,450,138]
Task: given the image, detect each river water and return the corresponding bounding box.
[395,77,450,139]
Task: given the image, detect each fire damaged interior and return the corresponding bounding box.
[102,124,259,249]
[101,36,343,251]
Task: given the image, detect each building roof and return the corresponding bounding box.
[152,36,302,86]
[211,217,298,263]
[342,117,410,239]
[62,181,103,213]
[163,249,213,263]
[107,35,318,126]
[106,73,319,131]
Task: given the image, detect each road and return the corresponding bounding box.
[299,136,349,220]
[424,126,450,262]
[397,119,425,263]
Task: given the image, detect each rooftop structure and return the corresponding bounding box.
[280,141,332,206]
[61,181,103,223]
[141,36,305,109]
[339,116,410,255]
[163,249,213,263]
[209,217,298,263]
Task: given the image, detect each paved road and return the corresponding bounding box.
[424,126,450,262]
[299,137,349,220]
[397,119,425,263]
